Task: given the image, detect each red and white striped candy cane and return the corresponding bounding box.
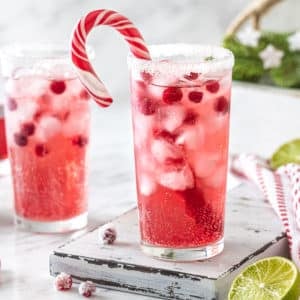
[71,9,151,107]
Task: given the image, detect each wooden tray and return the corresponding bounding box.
[50,183,288,300]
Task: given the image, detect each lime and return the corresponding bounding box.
[228,257,300,300]
[270,139,300,170]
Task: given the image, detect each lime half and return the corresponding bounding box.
[228,257,300,300]
[270,139,300,170]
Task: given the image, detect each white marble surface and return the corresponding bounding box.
[0,0,300,298]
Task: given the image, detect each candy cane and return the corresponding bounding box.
[71,9,151,107]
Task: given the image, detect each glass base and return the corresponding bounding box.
[141,238,224,262]
[15,212,88,233]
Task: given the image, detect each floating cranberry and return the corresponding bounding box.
[14,133,28,147]
[184,72,198,80]
[140,70,152,83]
[80,89,90,100]
[50,80,66,94]
[162,87,183,104]
[138,97,157,115]
[188,91,203,103]
[214,96,229,114]
[205,80,220,93]
[184,111,198,125]
[7,98,18,111]
[35,144,49,157]
[153,129,177,144]
[21,122,35,136]
[72,135,88,147]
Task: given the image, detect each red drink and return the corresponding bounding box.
[1,45,90,232]
[128,45,234,260]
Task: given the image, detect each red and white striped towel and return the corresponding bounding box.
[231,154,300,269]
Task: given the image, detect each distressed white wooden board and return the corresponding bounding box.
[50,182,289,300]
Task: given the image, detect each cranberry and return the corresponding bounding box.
[162,87,183,104]
[140,71,152,83]
[138,98,157,115]
[184,72,199,80]
[188,91,203,103]
[72,135,88,147]
[214,96,229,114]
[153,129,177,143]
[35,144,49,157]
[33,110,44,121]
[80,89,90,100]
[205,80,220,93]
[14,133,28,147]
[98,224,117,245]
[7,98,18,111]
[78,281,96,298]
[21,122,35,136]
[184,111,198,125]
[165,157,185,170]
[50,80,66,94]
[54,272,73,291]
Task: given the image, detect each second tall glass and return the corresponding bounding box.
[128,44,234,261]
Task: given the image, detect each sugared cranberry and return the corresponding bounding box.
[205,80,220,93]
[21,122,35,136]
[78,281,96,298]
[80,89,90,100]
[98,223,117,245]
[72,135,88,147]
[54,272,73,291]
[184,111,198,125]
[140,71,152,83]
[50,81,66,94]
[138,97,157,115]
[162,87,183,104]
[214,96,229,114]
[184,72,199,80]
[35,144,49,157]
[188,91,203,103]
[153,129,177,144]
[7,98,18,111]
[14,133,28,147]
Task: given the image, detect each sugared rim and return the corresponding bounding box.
[128,44,234,74]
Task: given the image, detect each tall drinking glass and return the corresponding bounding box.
[1,44,90,232]
[128,44,234,260]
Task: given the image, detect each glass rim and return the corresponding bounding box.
[127,43,234,74]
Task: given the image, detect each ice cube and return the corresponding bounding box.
[176,124,204,150]
[137,152,156,173]
[36,116,62,142]
[5,76,48,99]
[158,165,194,191]
[139,174,156,196]
[63,109,90,137]
[151,139,182,163]
[133,113,155,147]
[157,105,186,132]
[193,154,219,178]
[18,101,39,122]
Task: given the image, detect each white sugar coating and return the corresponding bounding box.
[139,174,156,196]
[63,104,89,137]
[176,124,204,150]
[128,44,234,81]
[98,223,117,245]
[157,105,186,132]
[151,139,182,163]
[78,281,96,297]
[36,116,61,142]
[193,154,219,178]
[5,76,48,99]
[158,165,194,191]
